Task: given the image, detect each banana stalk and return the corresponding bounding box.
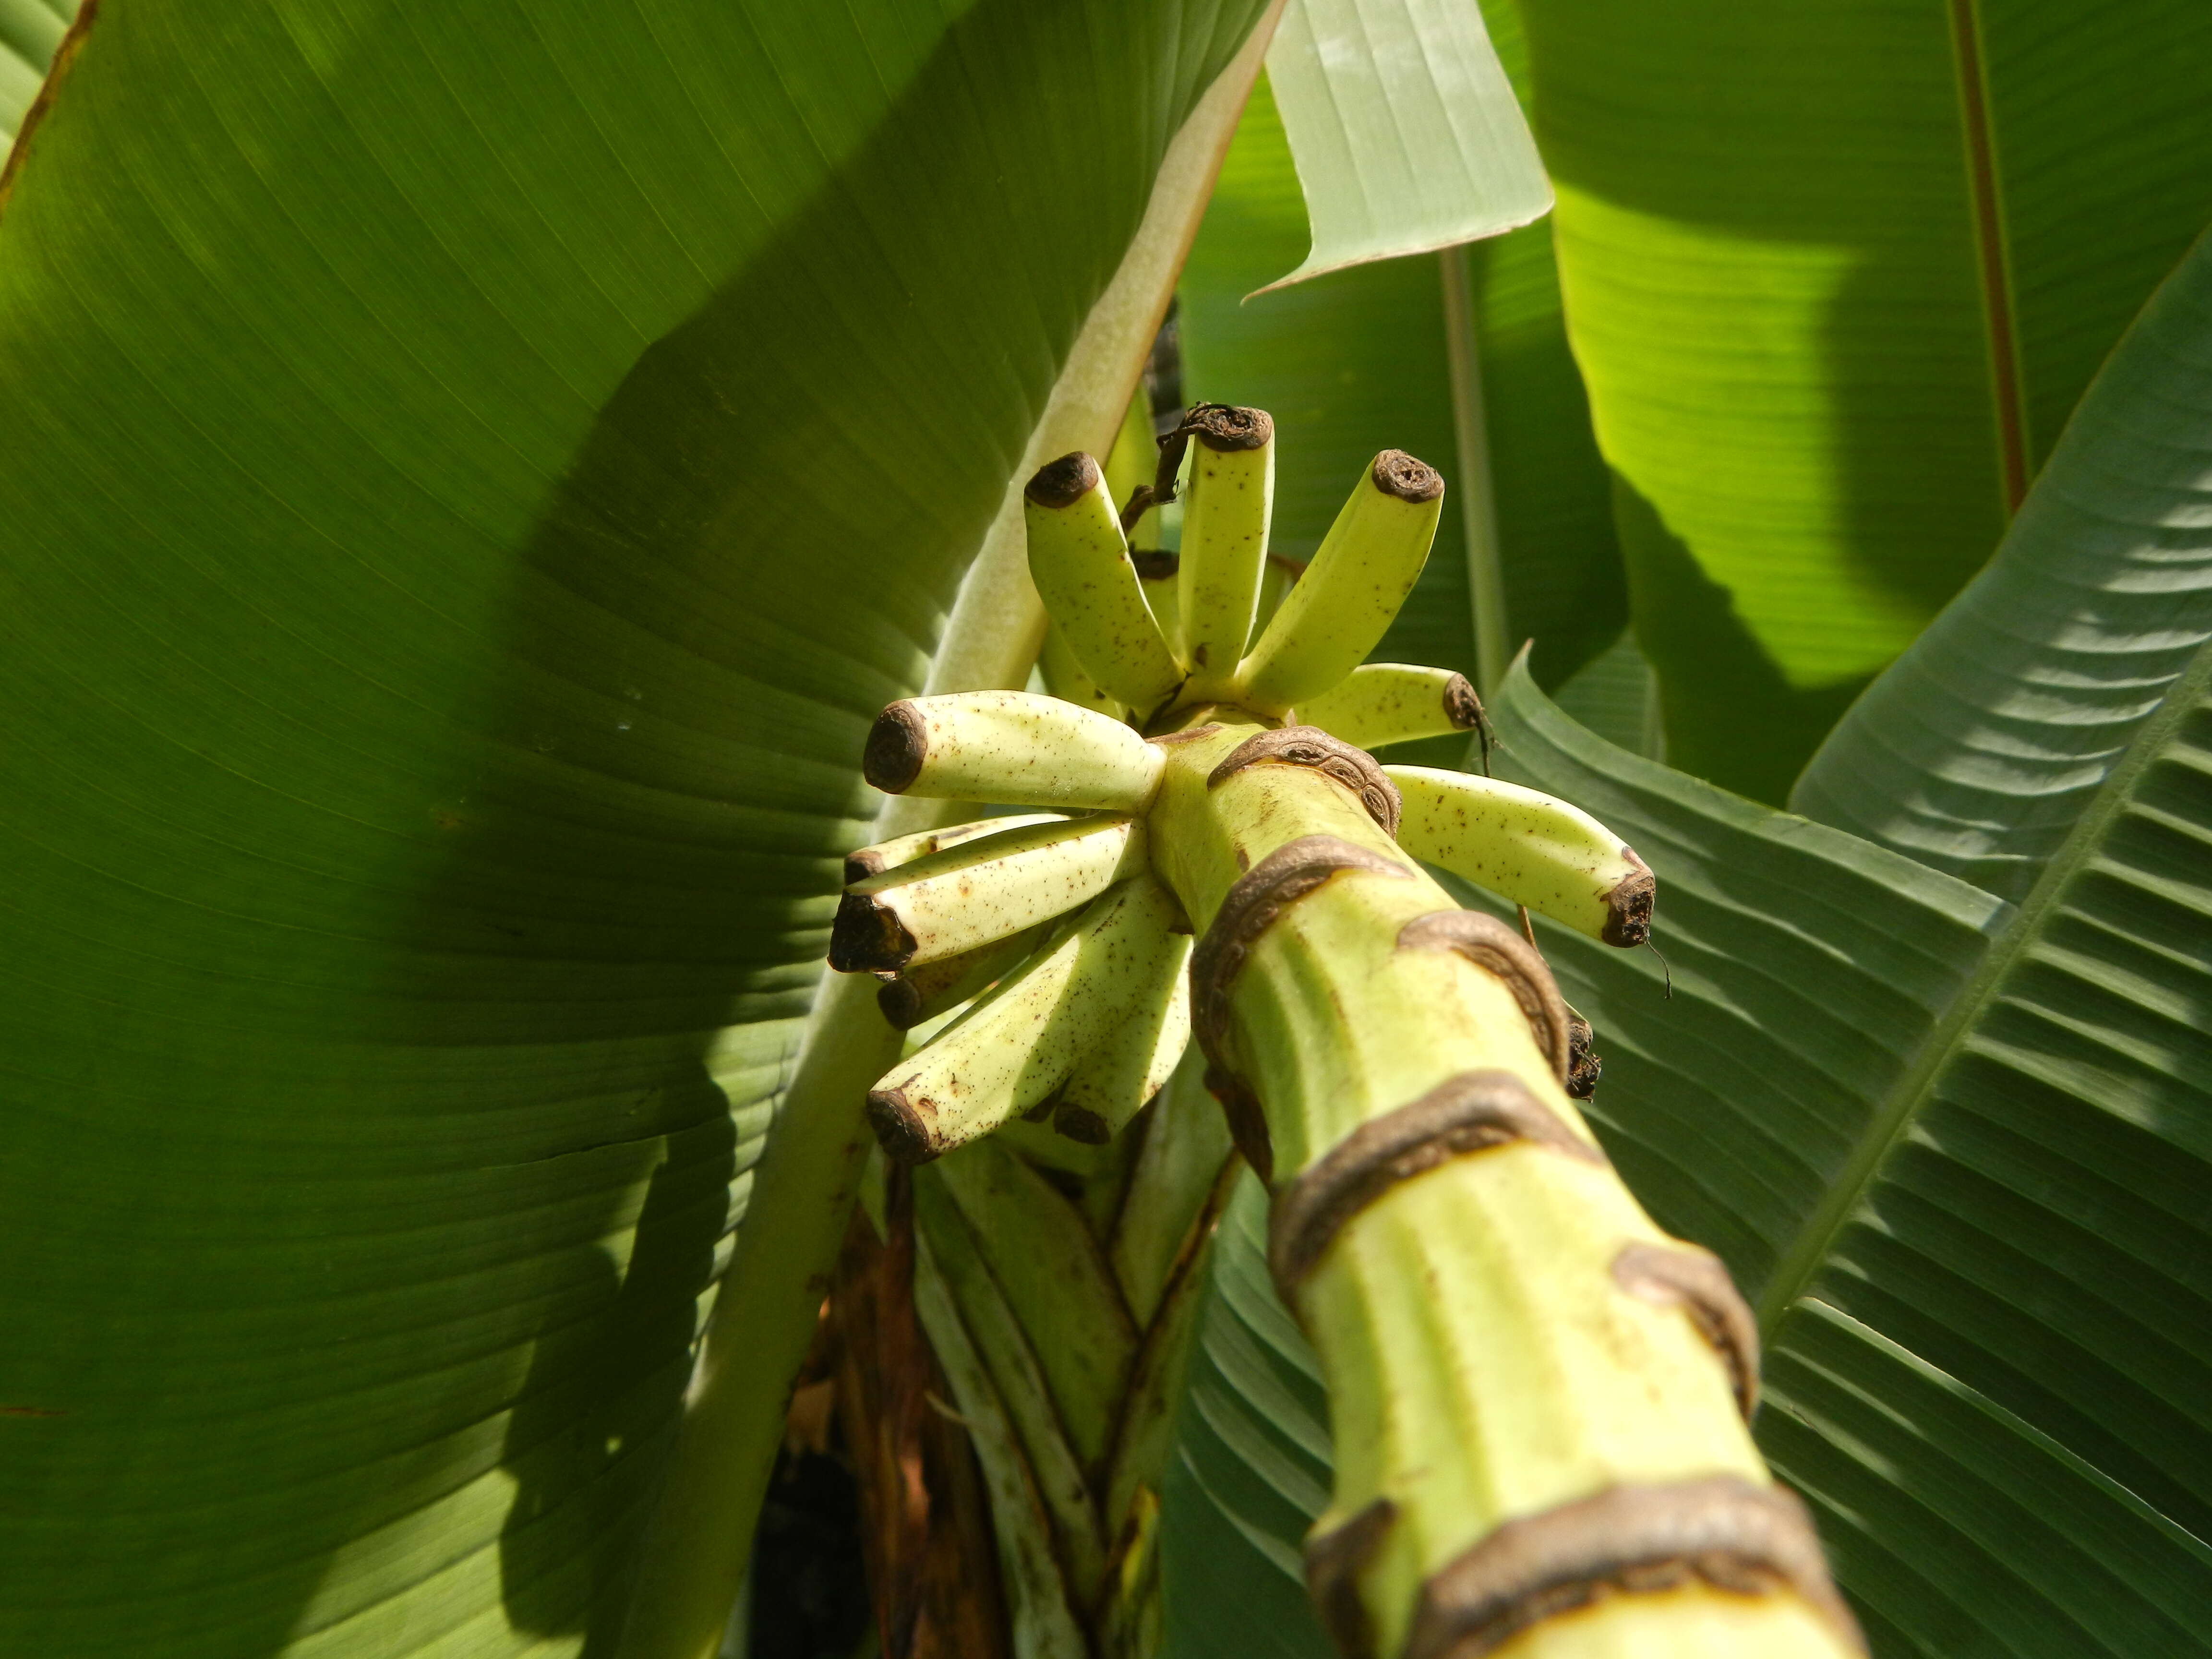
[1143,719,1854,1659]
[1236,453,1445,711]
[1298,663,1490,755]
[1387,764,1655,946]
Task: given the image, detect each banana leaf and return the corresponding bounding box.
[0,0,70,149]
[0,2,1270,1653]
[1518,0,2212,800]
[1794,229,2212,904]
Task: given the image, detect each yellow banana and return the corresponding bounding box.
[1386,764,1655,946]
[844,811,1067,887]
[1296,664,1488,754]
[830,813,1147,973]
[1173,404,1275,693]
[1052,931,1194,1144]
[876,923,1051,1031]
[866,689,1165,812]
[1236,452,1445,712]
[1022,452,1184,711]
[866,876,1187,1163]
[1037,619,1127,721]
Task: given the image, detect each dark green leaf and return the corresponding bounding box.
[0,1,1265,1651]
[1795,229,2212,903]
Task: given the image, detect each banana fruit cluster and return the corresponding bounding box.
[827,405,1863,1659]
[830,406,1650,1166]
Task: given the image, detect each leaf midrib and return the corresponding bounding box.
[1754,633,2212,1332]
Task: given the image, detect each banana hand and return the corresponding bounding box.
[1386,765,1655,946]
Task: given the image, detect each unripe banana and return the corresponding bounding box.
[867,876,1187,1163]
[844,812,1067,887]
[1023,452,1184,710]
[1236,452,1445,711]
[830,813,1147,973]
[876,923,1051,1031]
[1174,404,1275,692]
[866,690,1165,812]
[1296,664,1488,753]
[1037,619,1126,721]
[1052,932,1194,1145]
[1386,765,1655,946]
[1134,551,1181,648]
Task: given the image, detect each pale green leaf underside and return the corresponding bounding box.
[1795,229,2212,905]
[0,0,70,146]
[1260,0,1551,294]
[1161,658,2212,1656]
[0,1,1266,1652]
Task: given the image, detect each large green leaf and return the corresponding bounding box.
[1794,230,2212,904]
[1177,0,1624,708]
[1518,0,2212,801]
[1163,644,2212,1655]
[0,2,1268,1653]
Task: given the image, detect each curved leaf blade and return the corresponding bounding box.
[0,2,1266,1653]
[1794,229,2212,903]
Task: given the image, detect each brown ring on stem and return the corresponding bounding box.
[1207,727,1403,837]
[1190,835,1413,1069]
[1147,722,1224,747]
[1266,1070,1602,1297]
[1203,1061,1275,1184]
[1396,909,1573,1083]
[1611,1241,1762,1419]
[1405,1476,1865,1659]
[1305,1497,1399,1659]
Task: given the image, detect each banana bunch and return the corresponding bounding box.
[826,407,1866,1659]
[832,405,1650,1168]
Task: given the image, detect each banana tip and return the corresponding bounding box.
[1054,1105,1111,1145]
[1442,673,1485,732]
[864,702,927,793]
[865,1087,937,1165]
[1372,449,1444,503]
[829,892,917,974]
[1024,450,1100,508]
[1599,848,1655,948]
[1187,403,1273,453]
[876,976,924,1029]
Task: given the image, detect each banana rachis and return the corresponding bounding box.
[825,408,1859,1659]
